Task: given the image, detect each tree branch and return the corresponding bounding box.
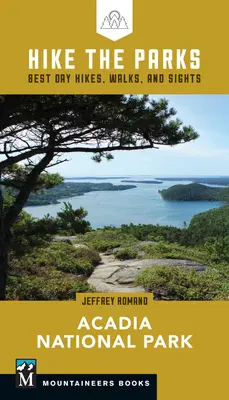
[4,152,54,229]
[0,144,158,170]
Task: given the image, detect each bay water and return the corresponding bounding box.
[26,176,224,229]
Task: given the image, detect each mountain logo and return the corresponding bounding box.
[96,0,133,41]
[101,11,129,30]
[16,359,37,388]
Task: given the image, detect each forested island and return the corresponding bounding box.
[156,177,229,186]
[26,182,136,206]
[121,180,163,184]
[65,177,129,180]
[159,183,229,202]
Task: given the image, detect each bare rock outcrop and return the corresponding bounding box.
[88,254,208,292]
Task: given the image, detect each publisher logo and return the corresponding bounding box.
[96,0,133,41]
[16,359,37,388]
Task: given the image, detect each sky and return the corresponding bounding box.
[50,95,229,177]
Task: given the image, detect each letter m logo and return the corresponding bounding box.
[18,372,34,387]
[16,359,37,388]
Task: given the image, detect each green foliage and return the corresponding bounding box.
[69,246,101,267]
[114,248,138,260]
[43,242,100,275]
[85,239,120,252]
[18,203,93,238]
[141,241,207,263]
[35,214,61,235]
[23,202,93,237]
[7,206,229,301]
[35,173,64,191]
[187,205,229,243]
[1,165,63,199]
[183,221,188,229]
[119,223,186,244]
[203,237,229,263]
[81,229,139,252]
[136,266,228,300]
[82,227,186,256]
[160,183,229,202]
[8,204,229,302]
[6,275,94,300]
[10,211,52,257]
[10,242,100,277]
[92,153,114,162]
[7,241,98,300]
[57,202,91,235]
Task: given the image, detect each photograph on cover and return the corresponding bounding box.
[0,94,228,301]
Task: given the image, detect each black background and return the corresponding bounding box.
[0,374,157,399]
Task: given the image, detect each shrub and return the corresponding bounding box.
[203,237,229,264]
[82,230,138,252]
[10,211,52,256]
[72,246,101,266]
[35,214,61,235]
[44,242,99,275]
[120,223,186,243]
[8,241,97,300]
[136,266,227,300]
[9,242,100,278]
[142,241,207,264]
[114,248,138,260]
[87,239,121,252]
[6,275,94,300]
[57,202,91,234]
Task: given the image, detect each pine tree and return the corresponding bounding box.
[119,17,128,28]
[101,17,110,29]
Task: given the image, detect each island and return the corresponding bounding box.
[156,177,229,186]
[121,180,163,184]
[65,176,129,180]
[26,182,137,206]
[159,183,229,202]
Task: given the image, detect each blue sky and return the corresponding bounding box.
[51,95,229,177]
